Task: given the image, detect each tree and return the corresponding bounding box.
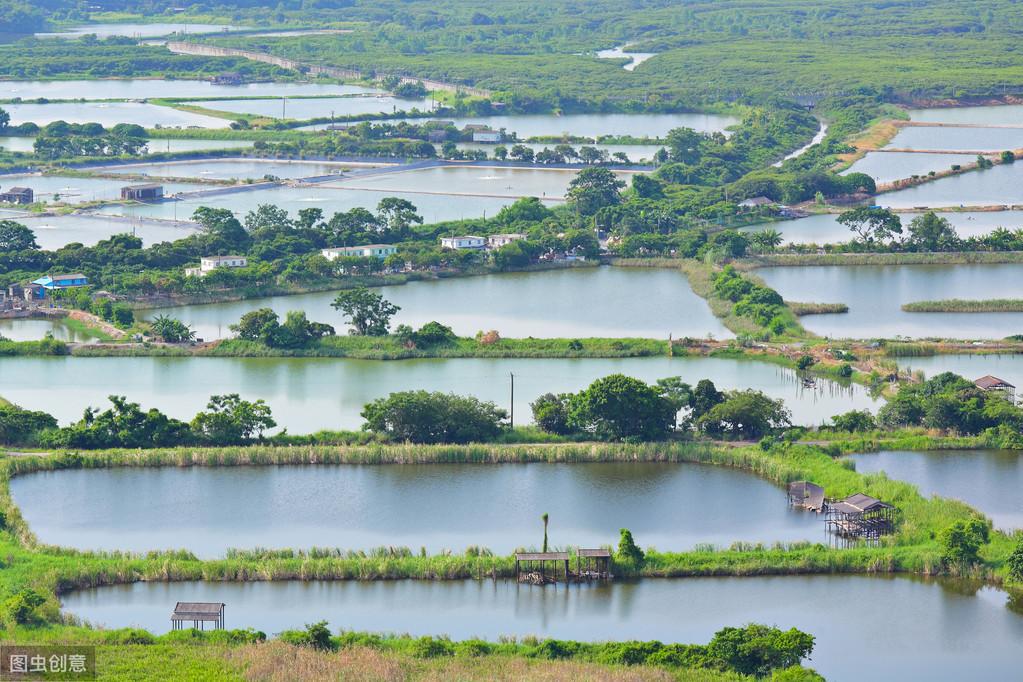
[361,391,507,443]
[495,197,553,225]
[0,404,57,445]
[566,167,625,216]
[377,197,422,239]
[567,374,675,441]
[191,207,249,247]
[42,396,191,449]
[836,207,902,246]
[410,321,455,346]
[1008,535,1023,582]
[331,287,400,336]
[707,624,815,677]
[531,393,572,435]
[0,220,38,252]
[750,229,782,252]
[655,377,693,429]
[940,518,990,567]
[617,528,644,564]
[244,203,294,239]
[0,107,9,134]
[509,144,534,162]
[691,379,725,419]
[829,410,876,432]
[631,173,664,199]
[5,588,46,626]
[149,314,195,343]
[230,308,281,342]
[665,127,704,164]
[907,212,959,252]
[190,394,276,445]
[698,390,791,439]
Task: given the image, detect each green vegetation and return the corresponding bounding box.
[361,390,507,444]
[902,299,1023,313]
[786,302,849,316]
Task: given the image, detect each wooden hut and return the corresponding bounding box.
[514,552,570,585]
[825,493,896,541]
[171,602,225,631]
[576,548,612,580]
[788,481,826,513]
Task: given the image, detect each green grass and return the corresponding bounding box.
[903,299,1023,313]
[787,302,849,316]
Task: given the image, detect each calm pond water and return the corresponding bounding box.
[0,355,873,431]
[596,45,657,71]
[2,101,226,128]
[878,160,1023,208]
[908,105,1023,126]
[885,126,1023,152]
[897,352,1023,388]
[305,113,738,139]
[327,166,639,199]
[757,263,1023,339]
[12,462,819,556]
[95,183,527,223]
[60,576,1023,680]
[842,151,975,184]
[848,450,1022,529]
[35,23,246,39]
[0,318,102,342]
[145,267,728,340]
[0,173,204,204]
[15,213,196,250]
[0,136,257,154]
[0,79,379,101]
[742,210,1023,245]
[96,159,371,181]
[197,95,434,120]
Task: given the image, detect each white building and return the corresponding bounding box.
[322,244,398,260]
[185,255,248,277]
[440,235,486,250]
[471,129,503,143]
[487,233,526,249]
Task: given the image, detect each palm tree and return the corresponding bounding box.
[541,512,549,553]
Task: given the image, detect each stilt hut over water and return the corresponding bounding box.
[171,602,225,631]
[825,493,896,541]
[788,481,826,512]
[576,548,612,580]
[514,552,570,584]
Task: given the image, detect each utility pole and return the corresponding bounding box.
[509,372,515,428]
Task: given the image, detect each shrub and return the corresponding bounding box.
[795,355,815,370]
[617,528,645,565]
[4,589,46,626]
[532,639,581,660]
[940,518,990,567]
[410,636,454,658]
[1006,535,1023,582]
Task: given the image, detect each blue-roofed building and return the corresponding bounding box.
[32,273,88,291]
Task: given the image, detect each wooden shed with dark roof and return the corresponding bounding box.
[825,493,896,542]
[514,552,570,584]
[171,602,225,630]
[788,481,825,513]
[974,375,1015,402]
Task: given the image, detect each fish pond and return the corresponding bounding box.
[0,317,104,342]
[143,266,728,341]
[0,79,377,101]
[12,462,820,556]
[95,158,373,181]
[60,575,1023,681]
[0,173,205,204]
[756,263,1023,338]
[842,151,975,184]
[0,355,874,431]
[848,449,1022,530]
[197,95,433,120]
[884,126,1023,152]
[742,210,1023,246]
[15,213,196,250]
[2,101,227,128]
[877,159,1023,208]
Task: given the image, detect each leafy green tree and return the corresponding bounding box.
[698,390,791,439]
[906,212,959,252]
[42,396,191,449]
[5,588,47,626]
[331,287,400,336]
[631,174,664,199]
[530,393,572,435]
[617,528,644,565]
[829,410,876,432]
[0,404,57,445]
[665,127,704,164]
[492,240,530,269]
[566,167,625,216]
[0,107,9,134]
[940,518,990,567]
[691,379,725,419]
[0,220,38,252]
[494,197,552,225]
[244,203,294,239]
[706,624,815,677]
[837,207,902,246]
[567,374,675,441]
[361,391,506,443]
[377,197,423,239]
[191,207,249,247]
[541,512,549,552]
[149,314,195,343]
[230,308,280,343]
[411,321,456,346]
[190,394,276,445]
[1008,536,1023,582]
[274,311,335,349]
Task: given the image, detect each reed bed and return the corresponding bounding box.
[902,298,1023,313]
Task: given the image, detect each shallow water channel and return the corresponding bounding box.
[60,575,1023,680]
